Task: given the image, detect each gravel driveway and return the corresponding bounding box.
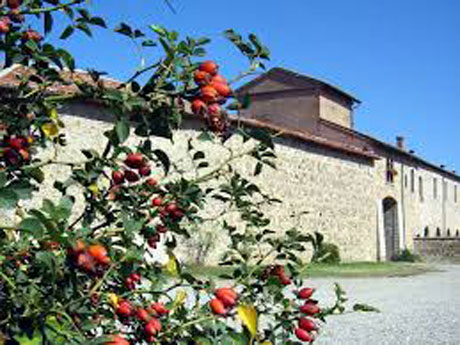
[312,264,460,345]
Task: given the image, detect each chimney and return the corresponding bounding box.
[396,136,405,150]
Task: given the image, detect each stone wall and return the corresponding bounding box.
[2,100,460,264]
[413,237,460,258]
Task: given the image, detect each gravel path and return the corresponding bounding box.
[311,264,460,345]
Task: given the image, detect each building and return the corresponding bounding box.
[1,65,459,262]
[236,67,460,261]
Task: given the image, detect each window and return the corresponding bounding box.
[433,178,438,199]
[424,227,429,237]
[419,176,424,202]
[447,229,451,237]
[456,230,460,237]
[410,169,415,192]
[386,158,395,183]
[404,174,408,188]
[436,228,441,237]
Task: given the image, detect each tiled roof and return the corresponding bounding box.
[235,67,361,103]
[228,116,378,160]
[0,64,121,94]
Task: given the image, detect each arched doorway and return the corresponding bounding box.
[383,197,399,260]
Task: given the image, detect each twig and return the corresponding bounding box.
[20,0,84,15]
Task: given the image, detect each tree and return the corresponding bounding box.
[0,1,371,344]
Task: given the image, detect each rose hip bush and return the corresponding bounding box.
[0,1,374,344]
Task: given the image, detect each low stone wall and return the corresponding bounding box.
[413,237,460,258]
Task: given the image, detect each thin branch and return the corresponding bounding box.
[20,0,85,15]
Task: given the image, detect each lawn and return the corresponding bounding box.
[186,262,434,279]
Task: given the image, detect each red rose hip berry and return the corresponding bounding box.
[124,170,140,183]
[299,317,318,332]
[116,300,134,317]
[112,171,125,184]
[150,302,169,315]
[295,328,314,342]
[136,308,151,322]
[145,318,162,335]
[124,153,144,169]
[191,98,207,115]
[139,165,151,176]
[152,197,163,207]
[300,302,321,316]
[199,61,219,76]
[298,287,315,300]
[209,298,227,315]
[194,70,211,85]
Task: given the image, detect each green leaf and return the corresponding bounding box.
[193,151,205,160]
[197,131,213,142]
[36,251,57,273]
[25,40,38,52]
[19,217,46,237]
[0,188,18,208]
[77,8,91,20]
[115,119,130,144]
[90,17,107,28]
[197,162,209,169]
[254,162,263,176]
[57,49,75,71]
[122,214,144,235]
[197,37,211,45]
[153,149,170,175]
[221,333,248,345]
[142,39,157,47]
[54,196,74,221]
[353,303,380,313]
[76,23,92,37]
[248,128,274,149]
[24,167,45,183]
[194,337,212,345]
[14,333,42,345]
[60,25,74,40]
[8,180,34,200]
[241,94,251,109]
[0,171,7,188]
[149,24,166,36]
[114,22,133,37]
[44,12,53,35]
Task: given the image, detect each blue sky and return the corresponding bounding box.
[49,0,459,171]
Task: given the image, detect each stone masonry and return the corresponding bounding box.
[1,65,459,263]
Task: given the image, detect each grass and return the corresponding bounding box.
[186,261,435,279]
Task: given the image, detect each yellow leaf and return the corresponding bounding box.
[88,183,100,197]
[172,289,187,308]
[107,293,120,308]
[260,342,272,345]
[41,122,59,138]
[49,108,58,119]
[165,252,179,276]
[237,304,258,336]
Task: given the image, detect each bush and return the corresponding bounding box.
[0,2,374,344]
[315,242,341,264]
[393,248,421,262]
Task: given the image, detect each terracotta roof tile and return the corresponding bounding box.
[0,64,122,94]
